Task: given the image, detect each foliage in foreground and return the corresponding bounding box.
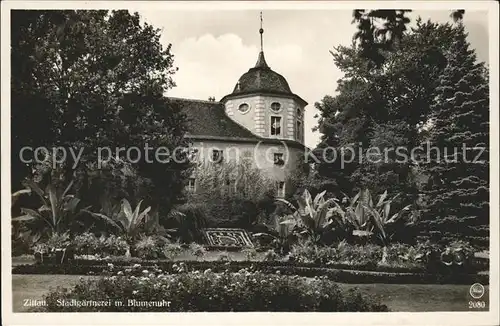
[257,188,415,253]
[41,265,388,312]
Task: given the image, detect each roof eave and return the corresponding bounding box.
[220,91,308,107]
[185,134,308,150]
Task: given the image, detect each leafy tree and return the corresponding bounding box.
[352,10,412,67]
[352,9,465,67]
[421,24,489,246]
[11,10,191,216]
[315,21,460,203]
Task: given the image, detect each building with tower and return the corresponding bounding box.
[171,14,308,197]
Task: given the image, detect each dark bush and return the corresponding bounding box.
[41,266,389,312]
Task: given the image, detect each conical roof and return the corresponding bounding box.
[230,51,293,95]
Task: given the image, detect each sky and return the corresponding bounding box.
[139,9,489,148]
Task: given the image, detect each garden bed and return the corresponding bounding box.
[19,255,489,273]
[12,259,489,285]
[12,274,489,312]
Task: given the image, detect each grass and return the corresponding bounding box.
[12,274,489,312]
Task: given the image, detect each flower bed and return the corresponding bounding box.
[39,265,389,312]
[12,260,488,285]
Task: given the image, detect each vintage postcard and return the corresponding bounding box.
[1,1,499,325]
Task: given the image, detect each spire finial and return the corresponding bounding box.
[254,11,269,69]
[259,11,264,52]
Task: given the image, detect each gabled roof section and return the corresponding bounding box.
[169,97,260,139]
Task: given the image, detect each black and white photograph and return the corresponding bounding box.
[2,1,499,325]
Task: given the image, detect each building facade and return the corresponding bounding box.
[172,47,308,197]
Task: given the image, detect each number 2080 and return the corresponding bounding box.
[469,301,486,309]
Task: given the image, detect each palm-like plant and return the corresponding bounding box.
[331,189,412,242]
[87,199,151,239]
[165,206,207,243]
[331,189,373,239]
[331,188,413,263]
[363,190,412,245]
[275,189,337,244]
[253,214,297,254]
[12,179,89,236]
[86,198,151,257]
[11,187,32,207]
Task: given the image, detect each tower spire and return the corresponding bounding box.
[254,11,269,69]
[259,11,264,52]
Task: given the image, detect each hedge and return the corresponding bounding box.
[12,260,489,285]
[39,268,389,312]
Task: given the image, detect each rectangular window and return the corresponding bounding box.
[212,149,223,163]
[274,153,284,165]
[270,116,282,136]
[226,179,237,196]
[187,178,196,192]
[296,120,302,141]
[188,148,199,163]
[276,181,285,198]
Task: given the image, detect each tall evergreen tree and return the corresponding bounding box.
[422,24,489,246]
[315,21,458,204]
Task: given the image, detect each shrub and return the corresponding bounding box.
[380,243,424,269]
[170,203,207,243]
[440,240,475,268]
[289,241,337,265]
[336,241,383,267]
[45,232,71,250]
[72,233,128,257]
[263,249,280,262]
[241,247,258,261]
[217,251,231,262]
[33,232,72,256]
[163,242,183,261]
[101,235,129,256]
[72,232,99,255]
[189,243,207,260]
[189,161,277,228]
[41,267,389,312]
[134,235,163,259]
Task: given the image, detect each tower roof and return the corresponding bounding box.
[220,12,307,106]
[230,51,293,95]
[254,51,269,68]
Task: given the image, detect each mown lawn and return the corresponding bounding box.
[12,274,489,312]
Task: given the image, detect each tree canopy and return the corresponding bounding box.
[315,16,489,246]
[11,10,191,214]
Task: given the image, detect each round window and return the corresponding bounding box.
[271,102,281,112]
[297,108,302,118]
[238,103,250,113]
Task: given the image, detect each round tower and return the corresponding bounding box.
[220,14,307,144]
